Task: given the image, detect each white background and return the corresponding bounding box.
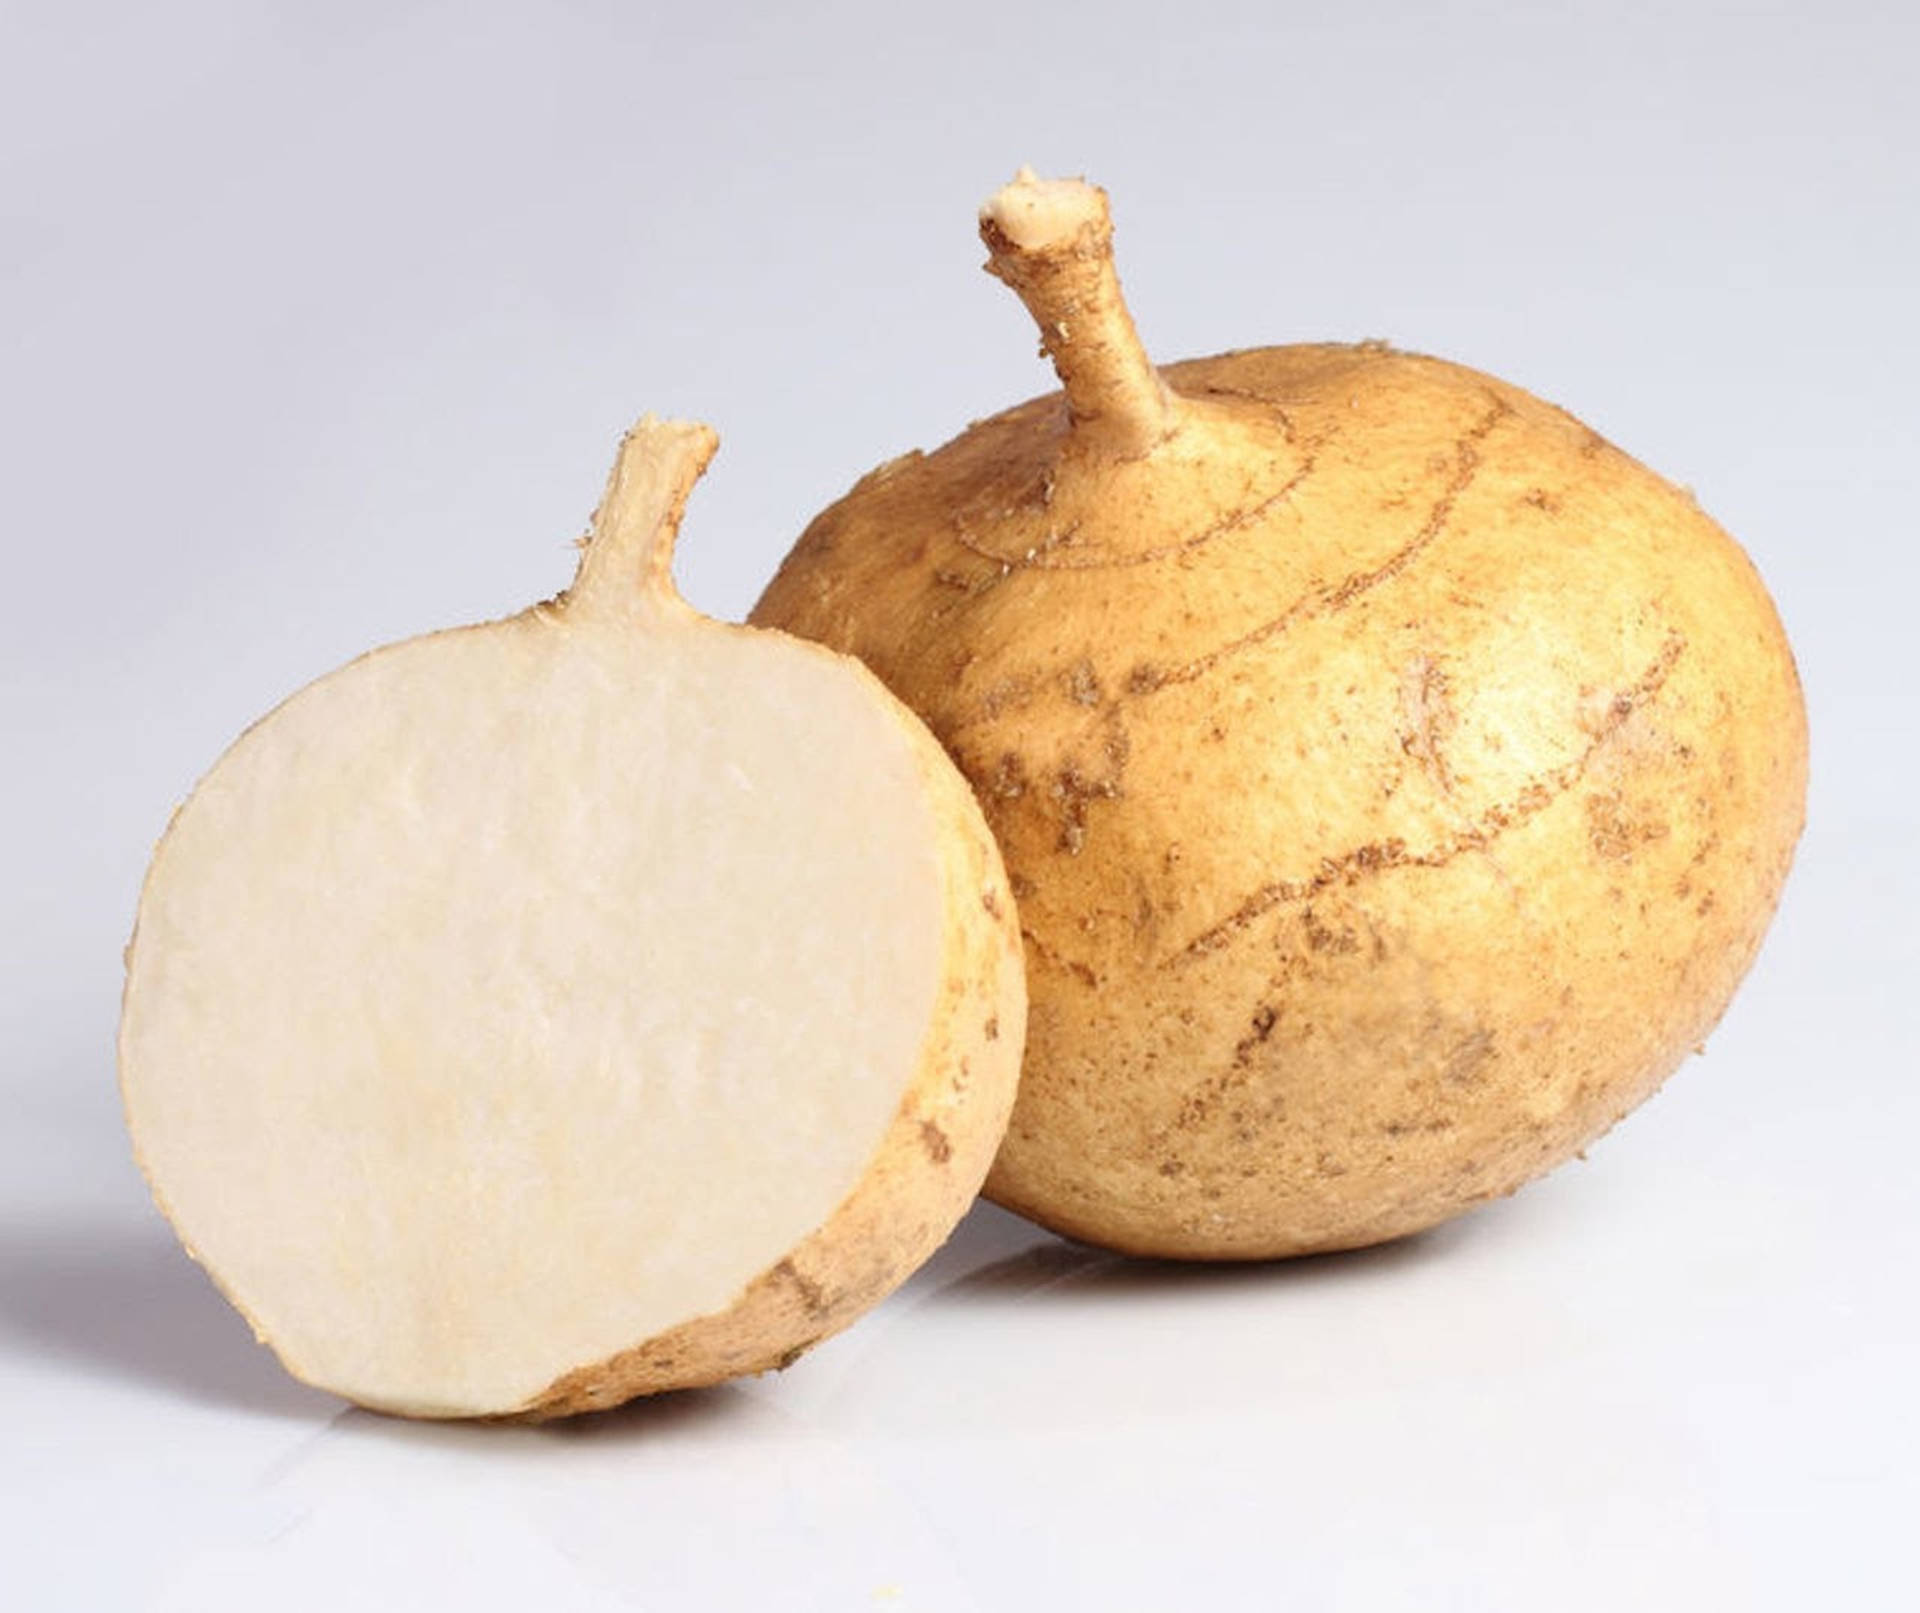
[4,3,1915,1608]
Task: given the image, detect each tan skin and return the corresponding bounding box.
[755,175,1807,1260]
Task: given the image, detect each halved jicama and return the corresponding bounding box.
[119,418,1025,1419]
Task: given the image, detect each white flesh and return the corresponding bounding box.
[120,609,945,1416]
[980,166,1103,250]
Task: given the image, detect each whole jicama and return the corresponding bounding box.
[120,418,1025,1416]
[752,172,1807,1260]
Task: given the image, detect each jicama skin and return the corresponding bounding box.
[121,418,1025,1417]
[753,174,1807,1260]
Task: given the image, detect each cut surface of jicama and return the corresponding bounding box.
[120,419,1025,1418]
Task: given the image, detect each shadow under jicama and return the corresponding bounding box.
[0,1212,771,1439]
[0,1211,338,1418]
[328,1377,768,1454]
[0,1176,1490,1430]
[919,1195,1486,1309]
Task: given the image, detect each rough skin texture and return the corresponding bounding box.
[753,339,1808,1260]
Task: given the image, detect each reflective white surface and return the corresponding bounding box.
[4,3,1915,1608]
[7,916,1913,1611]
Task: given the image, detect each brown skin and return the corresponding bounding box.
[752,178,1808,1260]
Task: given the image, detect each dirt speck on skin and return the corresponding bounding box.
[919,1120,954,1164]
[774,1259,831,1318]
[1442,1028,1497,1086]
[1302,906,1360,955]
[1231,1003,1280,1067]
[981,673,1034,720]
[1051,758,1124,856]
[1585,790,1671,862]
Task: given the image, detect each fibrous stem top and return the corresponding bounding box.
[980,169,1173,459]
[569,416,718,616]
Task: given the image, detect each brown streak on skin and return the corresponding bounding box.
[773,1259,830,1319]
[1148,397,1510,692]
[1167,631,1687,965]
[1474,844,1532,917]
[949,449,1323,573]
[1183,386,1307,443]
[933,413,1361,732]
[1020,926,1099,990]
[1152,957,1304,1147]
[1400,652,1533,911]
[1168,1063,1252,1137]
[931,436,1334,738]
[1383,1118,1454,1138]
[1442,1029,1497,1086]
[1400,654,1459,797]
[1148,597,1318,695]
[925,560,1014,619]
[1324,400,1509,610]
[951,511,1088,569]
